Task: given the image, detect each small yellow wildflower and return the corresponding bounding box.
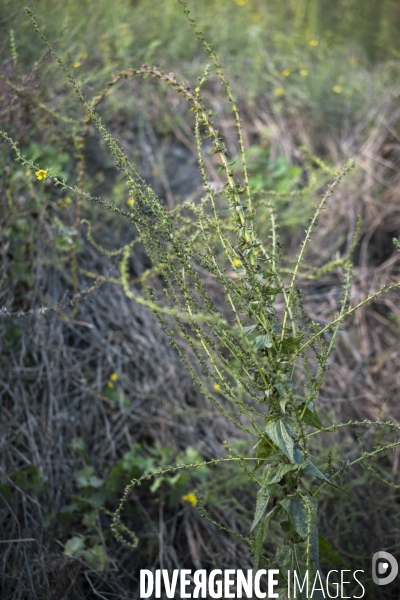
[57,196,72,208]
[73,61,82,69]
[309,40,318,47]
[234,0,246,5]
[35,169,48,181]
[110,372,118,382]
[252,13,261,21]
[282,69,291,77]
[107,382,114,389]
[81,52,89,60]
[57,197,72,208]
[233,258,241,266]
[213,383,221,392]
[273,87,285,97]
[332,85,342,93]
[300,69,308,76]
[127,198,134,207]
[182,493,197,507]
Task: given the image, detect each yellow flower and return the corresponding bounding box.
[57,196,72,208]
[110,372,118,382]
[332,85,342,93]
[233,258,241,266]
[81,53,88,60]
[213,383,221,392]
[300,69,308,76]
[182,493,197,507]
[73,61,82,69]
[234,0,246,5]
[252,13,261,21]
[282,69,291,77]
[126,198,134,207]
[35,169,48,181]
[273,87,285,97]
[107,381,114,389]
[309,40,318,47]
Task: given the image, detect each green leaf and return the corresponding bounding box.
[82,510,97,528]
[87,487,112,507]
[280,520,290,532]
[254,506,282,571]
[13,465,43,493]
[254,516,267,571]
[279,397,290,413]
[83,544,107,570]
[318,533,347,567]
[150,476,164,493]
[64,535,85,557]
[60,496,87,516]
[280,333,304,354]
[302,460,343,492]
[280,494,319,571]
[75,466,104,489]
[299,403,324,429]
[88,475,104,488]
[276,541,306,574]
[254,334,273,349]
[263,463,297,485]
[274,376,295,398]
[252,438,274,471]
[263,285,283,296]
[0,484,12,503]
[302,459,330,483]
[264,418,303,464]
[243,324,257,334]
[280,495,308,538]
[250,483,275,532]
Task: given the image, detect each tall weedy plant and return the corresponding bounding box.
[2,3,400,596]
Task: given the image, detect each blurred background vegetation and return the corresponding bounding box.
[1,1,400,598]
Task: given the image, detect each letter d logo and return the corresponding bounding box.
[372,551,398,585]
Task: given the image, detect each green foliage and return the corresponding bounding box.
[248,147,302,194]
[12,465,48,496]
[0,484,12,504]
[23,142,71,181]
[52,441,210,570]
[2,0,400,586]
[64,535,107,570]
